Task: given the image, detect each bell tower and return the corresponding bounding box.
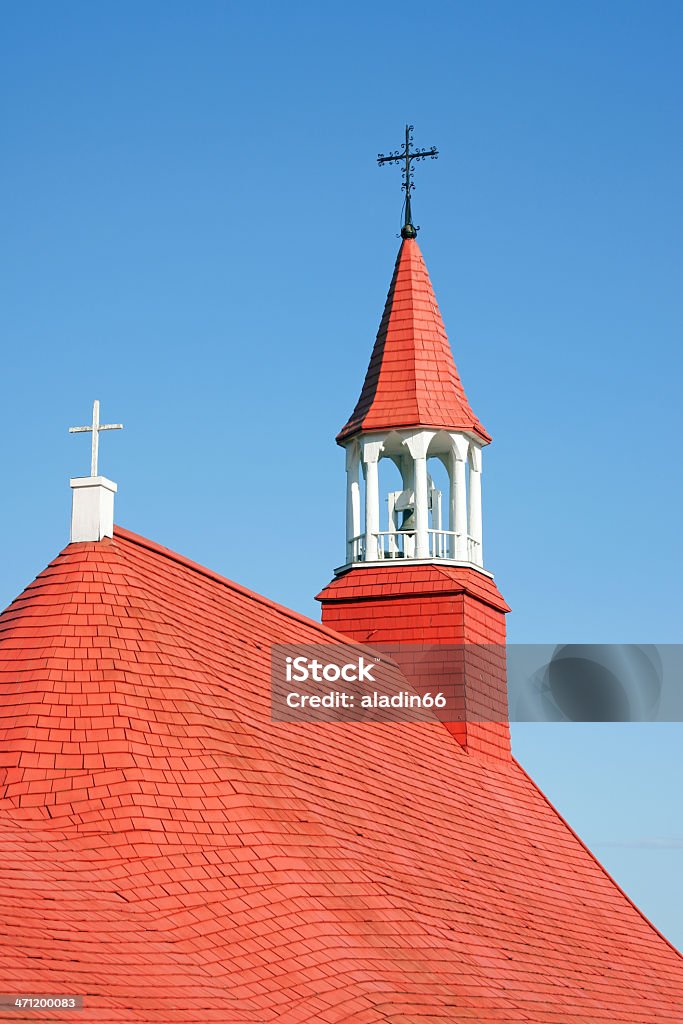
[317,140,510,758]
[341,411,487,567]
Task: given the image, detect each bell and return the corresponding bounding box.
[399,507,415,532]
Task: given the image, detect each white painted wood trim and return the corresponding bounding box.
[70,476,117,543]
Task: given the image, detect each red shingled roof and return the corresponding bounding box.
[1,526,682,1022]
[337,238,491,444]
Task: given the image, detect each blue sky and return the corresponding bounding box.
[2,2,682,947]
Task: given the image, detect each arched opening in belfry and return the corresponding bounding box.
[426,432,455,559]
[427,453,449,555]
[378,432,413,559]
[378,455,403,533]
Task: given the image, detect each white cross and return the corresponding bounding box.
[69,400,123,477]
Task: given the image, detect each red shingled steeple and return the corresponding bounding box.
[337,236,490,444]
[321,230,508,759]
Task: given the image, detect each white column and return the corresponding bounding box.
[387,490,398,557]
[403,432,435,560]
[449,434,469,560]
[345,442,361,562]
[468,445,483,566]
[362,438,383,561]
[401,453,415,558]
[413,455,429,558]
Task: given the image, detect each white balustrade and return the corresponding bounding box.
[376,530,415,559]
[349,534,365,561]
[428,529,457,559]
[348,529,485,565]
[467,536,482,565]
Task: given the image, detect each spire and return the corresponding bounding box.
[335,136,491,571]
[337,237,490,444]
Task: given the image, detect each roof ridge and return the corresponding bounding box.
[112,525,352,644]
[512,756,683,963]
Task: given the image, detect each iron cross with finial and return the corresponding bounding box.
[377,124,438,239]
[69,400,123,477]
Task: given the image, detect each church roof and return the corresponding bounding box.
[1,526,682,1021]
[337,237,491,445]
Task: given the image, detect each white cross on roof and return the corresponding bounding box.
[69,400,123,477]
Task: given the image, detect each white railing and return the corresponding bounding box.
[428,529,457,559]
[349,534,365,562]
[349,531,483,565]
[467,536,482,564]
[376,530,415,559]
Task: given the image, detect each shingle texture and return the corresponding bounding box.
[1,526,682,1022]
[317,564,511,761]
[337,238,491,444]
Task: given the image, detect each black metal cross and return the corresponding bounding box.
[377,124,438,239]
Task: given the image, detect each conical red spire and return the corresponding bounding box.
[337,237,490,444]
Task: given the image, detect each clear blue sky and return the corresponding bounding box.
[2,2,682,948]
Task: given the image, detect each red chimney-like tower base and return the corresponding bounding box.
[317,563,511,760]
